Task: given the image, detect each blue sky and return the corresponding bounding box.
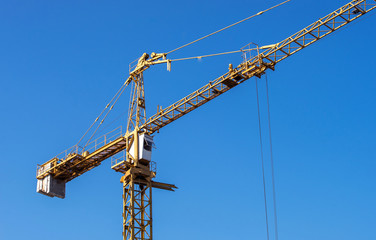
[1,0,376,239]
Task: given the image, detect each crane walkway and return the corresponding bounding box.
[37,126,128,182]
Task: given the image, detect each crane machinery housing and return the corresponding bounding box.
[36,1,376,240]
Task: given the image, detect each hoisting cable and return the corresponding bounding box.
[255,78,270,240]
[166,0,291,55]
[265,74,279,240]
[95,110,128,136]
[126,81,135,128]
[80,79,131,151]
[169,49,255,62]
[82,81,129,151]
[76,79,129,148]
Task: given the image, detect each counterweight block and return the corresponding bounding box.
[37,174,66,199]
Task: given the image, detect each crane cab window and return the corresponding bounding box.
[144,139,153,151]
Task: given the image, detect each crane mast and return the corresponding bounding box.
[36,1,376,240]
[123,70,152,240]
[120,54,177,240]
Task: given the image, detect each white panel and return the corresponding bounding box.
[128,134,154,161]
[140,134,153,161]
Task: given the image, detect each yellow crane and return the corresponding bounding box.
[36,1,376,240]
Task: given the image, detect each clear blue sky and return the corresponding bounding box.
[1,1,375,239]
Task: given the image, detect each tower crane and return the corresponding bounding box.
[36,1,376,240]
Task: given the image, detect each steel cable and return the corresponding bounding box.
[76,80,130,148]
[255,78,270,240]
[166,0,291,55]
[82,80,130,151]
[265,74,279,240]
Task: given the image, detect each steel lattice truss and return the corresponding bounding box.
[141,0,376,134]
[123,179,153,240]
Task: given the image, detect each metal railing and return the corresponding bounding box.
[111,151,157,174]
[37,126,124,177]
[85,126,123,154]
[111,150,127,167]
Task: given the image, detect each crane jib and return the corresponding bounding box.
[141,0,376,135]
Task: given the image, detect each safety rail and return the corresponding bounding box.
[36,144,83,176]
[129,58,139,74]
[111,151,157,174]
[111,151,127,168]
[85,126,123,154]
[37,126,124,179]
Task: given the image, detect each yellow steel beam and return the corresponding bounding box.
[141,0,376,134]
[37,132,134,182]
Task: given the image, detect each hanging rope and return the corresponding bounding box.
[255,78,270,240]
[265,74,279,240]
[95,110,128,137]
[82,80,130,151]
[75,80,130,148]
[166,0,291,55]
[169,49,256,62]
